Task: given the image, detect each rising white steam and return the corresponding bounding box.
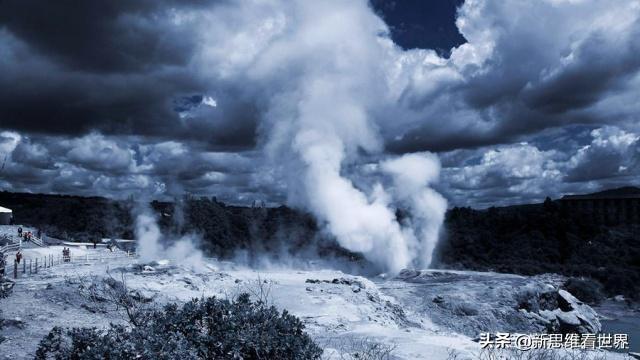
[381,153,448,267]
[135,204,205,270]
[135,211,162,262]
[194,0,449,273]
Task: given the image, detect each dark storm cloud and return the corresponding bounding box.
[0,0,205,73]
[382,0,640,154]
[438,125,640,208]
[0,131,264,201]
[1,0,640,209]
[565,127,640,183]
[0,0,258,150]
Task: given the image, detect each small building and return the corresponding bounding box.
[0,206,12,225]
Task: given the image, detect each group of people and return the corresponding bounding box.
[17,227,41,242]
[62,247,71,262]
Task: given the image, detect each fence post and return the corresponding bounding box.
[29,259,32,274]
[35,258,38,274]
[23,259,25,273]
[14,260,17,279]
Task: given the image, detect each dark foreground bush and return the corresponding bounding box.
[35,293,322,360]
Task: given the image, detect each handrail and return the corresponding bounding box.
[1,243,20,253]
[28,236,44,247]
[4,249,136,279]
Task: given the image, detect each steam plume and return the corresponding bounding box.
[196,0,448,273]
[134,203,205,270]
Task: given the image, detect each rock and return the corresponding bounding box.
[305,277,364,289]
[549,290,601,334]
[142,265,155,273]
[524,310,552,326]
[2,318,25,329]
[432,295,445,304]
[0,279,15,296]
[521,289,601,334]
[234,279,242,283]
[351,285,361,293]
[129,290,154,303]
[538,310,557,323]
[396,269,421,280]
[452,302,480,316]
[555,310,581,326]
[306,287,313,292]
[613,295,626,302]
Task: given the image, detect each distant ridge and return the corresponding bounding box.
[562,186,640,200]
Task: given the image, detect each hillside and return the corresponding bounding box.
[0,191,359,268]
[435,195,640,299]
[2,190,639,298]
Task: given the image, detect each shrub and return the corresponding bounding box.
[562,277,604,305]
[35,294,323,360]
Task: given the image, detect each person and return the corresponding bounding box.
[63,247,71,262]
[17,226,22,238]
[37,229,42,239]
[15,250,22,264]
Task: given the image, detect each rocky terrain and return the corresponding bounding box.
[1,246,632,359]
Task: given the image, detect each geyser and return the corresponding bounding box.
[193,0,450,272]
[254,2,447,274]
[195,0,448,274]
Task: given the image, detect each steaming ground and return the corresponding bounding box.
[0,248,630,359]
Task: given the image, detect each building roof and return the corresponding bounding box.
[0,206,12,213]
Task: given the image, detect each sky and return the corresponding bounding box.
[1,0,640,209]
